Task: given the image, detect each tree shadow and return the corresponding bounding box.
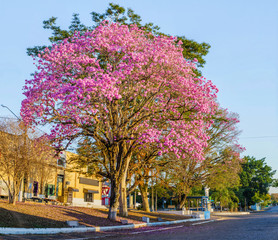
[0,207,67,228]
[58,207,125,227]
[0,206,127,228]
[96,208,191,222]
[0,202,146,228]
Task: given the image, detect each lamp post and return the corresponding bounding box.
[1,104,21,120]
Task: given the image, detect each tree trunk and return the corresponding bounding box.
[8,189,18,205]
[9,182,17,205]
[18,179,24,202]
[119,156,131,217]
[155,188,157,212]
[40,172,44,195]
[119,178,128,217]
[5,178,17,205]
[177,194,187,209]
[23,175,28,199]
[108,178,120,221]
[134,191,137,209]
[8,191,14,204]
[151,186,154,211]
[12,193,17,205]
[139,183,150,212]
[13,181,20,205]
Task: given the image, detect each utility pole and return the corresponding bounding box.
[155,187,157,212]
[155,176,157,212]
[151,185,154,211]
[134,190,136,209]
[245,198,247,212]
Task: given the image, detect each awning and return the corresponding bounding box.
[68,187,79,192]
[83,189,99,194]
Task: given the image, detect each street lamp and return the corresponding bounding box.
[1,104,21,120]
[1,104,47,135]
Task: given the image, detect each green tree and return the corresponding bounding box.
[162,109,243,209]
[27,3,210,76]
[237,156,276,207]
[211,188,239,211]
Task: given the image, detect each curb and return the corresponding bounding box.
[212,212,250,216]
[0,218,202,235]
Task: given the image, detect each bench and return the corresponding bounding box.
[167,205,176,210]
[121,220,129,225]
[182,210,192,215]
[28,197,43,203]
[142,216,150,223]
[191,212,205,219]
[66,221,79,227]
[44,198,60,205]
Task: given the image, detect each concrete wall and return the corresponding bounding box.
[0,180,8,197]
[71,198,102,207]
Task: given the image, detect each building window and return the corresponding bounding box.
[45,184,55,197]
[84,193,93,202]
[57,159,64,167]
[57,152,66,167]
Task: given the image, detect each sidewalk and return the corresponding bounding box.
[211,211,250,216]
[0,217,203,235]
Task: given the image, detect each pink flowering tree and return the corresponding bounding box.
[21,22,218,220]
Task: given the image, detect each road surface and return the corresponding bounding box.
[2,207,278,240]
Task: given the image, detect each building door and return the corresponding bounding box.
[67,191,73,203]
[33,181,38,196]
[56,175,64,198]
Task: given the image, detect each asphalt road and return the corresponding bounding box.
[2,207,278,240]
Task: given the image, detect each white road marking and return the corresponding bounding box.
[65,236,113,240]
[64,238,91,240]
[130,225,184,235]
[192,220,215,225]
[65,220,217,239]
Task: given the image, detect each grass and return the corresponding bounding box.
[0,200,190,228]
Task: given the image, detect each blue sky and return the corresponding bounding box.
[0,0,277,179]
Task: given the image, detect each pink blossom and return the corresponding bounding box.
[21,21,219,161]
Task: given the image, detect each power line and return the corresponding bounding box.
[0,116,18,120]
[240,136,278,139]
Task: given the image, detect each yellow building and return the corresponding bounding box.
[0,151,103,208]
[44,151,103,207]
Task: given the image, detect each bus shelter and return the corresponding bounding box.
[186,196,208,211]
